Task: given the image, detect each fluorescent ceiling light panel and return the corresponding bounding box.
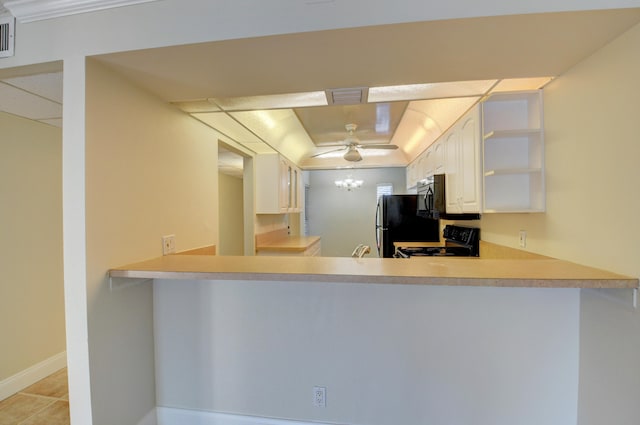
[241,141,277,154]
[0,81,62,119]
[393,96,480,155]
[368,80,497,102]
[38,118,63,127]
[375,103,390,133]
[192,112,264,144]
[172,99,221,113]
[490,77,554,93]
[230,109,317,163]
[212,91,327,111]
[1,72,63,103]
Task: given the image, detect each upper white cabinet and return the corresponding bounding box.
[406,134,446,190]
[406,149,427,190]
[445,105,482,214]
[256,153,302,214]
[482,91,545,213]
[432,139,445,175]
[406,161,417,190]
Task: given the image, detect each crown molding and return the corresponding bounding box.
[2,0,160,23]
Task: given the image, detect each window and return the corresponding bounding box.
[376,183,393,201]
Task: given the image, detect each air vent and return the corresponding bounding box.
[0,16,15,58]
[325,87,369,105]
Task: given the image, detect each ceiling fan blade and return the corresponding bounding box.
[358,144,398,150]
[309,147,346,158]
[315,143,348,148]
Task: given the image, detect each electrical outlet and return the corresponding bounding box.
[313,386,326,408]
[519,230,527,248]
[162,235,176,255]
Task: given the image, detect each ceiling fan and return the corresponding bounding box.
[310,123,398,162]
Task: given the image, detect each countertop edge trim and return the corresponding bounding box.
[107,269,637,289]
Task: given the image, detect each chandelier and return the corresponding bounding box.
[335,176,363,191]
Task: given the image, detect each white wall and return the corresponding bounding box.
[155,280,580,425]
[3,0,639,71]
[218,172,244,255]
[84,59,220,425]
[0,112,64,383]
[307,168,406,257]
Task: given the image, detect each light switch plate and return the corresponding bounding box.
[519,230,527,248]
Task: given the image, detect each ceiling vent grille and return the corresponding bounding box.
[0,16,15,58]
[325,87,369,105]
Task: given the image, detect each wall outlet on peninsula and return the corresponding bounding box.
[162,234,176,255]
[313,386,326,407]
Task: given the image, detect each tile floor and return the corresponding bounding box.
[0,368,69,425]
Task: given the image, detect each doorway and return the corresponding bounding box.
[0,67,67,404]
[217,142,246,255]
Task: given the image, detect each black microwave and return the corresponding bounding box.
[417,173,481,220]
[417,174,446,219]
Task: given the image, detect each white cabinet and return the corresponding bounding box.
[406,163,413,190]
[406,137,446,190]
[432,139,445,175]
[444,105,482,214]
[459,106,482,213]
[444,127,460,213]
[406,160,418,190]
[256,153,302,214]
[482,91,545,213]
[416,151,429,184]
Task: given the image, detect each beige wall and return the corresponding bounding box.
[0,112,64,382]
[218,172,244,255]
[84,59,220,425]
[480,21,640,425]
[480,22,640,278]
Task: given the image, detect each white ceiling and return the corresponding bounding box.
[0,0,161,22]
[0,72,62,127]
[3,7,640,172]
[90,8,640,169]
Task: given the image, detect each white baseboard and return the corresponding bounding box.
[137,408,158,425]
[156,407,335,425]
[0,351,67,401]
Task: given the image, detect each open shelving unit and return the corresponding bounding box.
[482,91,545,213]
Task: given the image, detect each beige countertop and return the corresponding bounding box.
[256,235,321,252]
[109,255,638,289]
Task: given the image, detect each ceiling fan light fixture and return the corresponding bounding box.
[343,145,363,162]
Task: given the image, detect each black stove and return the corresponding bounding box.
[395,225,480,258]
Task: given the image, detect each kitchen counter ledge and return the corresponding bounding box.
[255,235,321,252]
[108,255,638,289]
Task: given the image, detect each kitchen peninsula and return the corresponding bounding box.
[110,254,636,288]
[109,254,636,424]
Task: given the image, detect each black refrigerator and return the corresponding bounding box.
[375,194,440,258]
